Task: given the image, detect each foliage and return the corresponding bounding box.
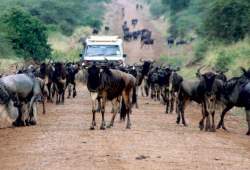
[202,0,250,43]
[214,50,234,72]
[3,8,51,61]
[160,55,183,67]
[193,39,209,62]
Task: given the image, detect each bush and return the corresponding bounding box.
[214,50,234,72]
[203,0,250,43]
[3,8,51,61]
[193,39,209,62]
[160,55,183,67]
[149,0,168,18]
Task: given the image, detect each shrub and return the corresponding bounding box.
[3,8,51,61]
[214,50,234,72]
[203,0,250,43]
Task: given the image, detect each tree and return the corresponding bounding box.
[162,0,190,13]
[202,0,250,42]
[3,8,51,61]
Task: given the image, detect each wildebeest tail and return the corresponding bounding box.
[132,86,137,106]
[120,97,126,121]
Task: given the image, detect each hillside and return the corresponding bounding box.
[145,0,250,78]
[0,0,110,72]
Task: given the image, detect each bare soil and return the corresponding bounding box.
[0,0,249,169]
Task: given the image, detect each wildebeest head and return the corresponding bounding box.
[241,67,250,79]
[54,62,66,83]
[39,63,47,79]
[87,64,101,92]
[202,72,217,93]
[140,59,154,75]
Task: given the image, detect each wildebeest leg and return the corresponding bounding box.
[73,82,76,98]
[170,91,175,113]
[96,98,101,112]
[108,98,120,128]
[145,84,149,97]
[135,86,139,108]
[47,82,52,102]
[67,83,71,98]
[90,99,97,130]
[199,103,206,131]
[42,100,46,114]
[245,109,250,135]
[140,85,144,97]
[100,98,106,130]
[123,94,131,129]
[210,111,216,132]
[13,106,25,127]
[216,105,233,130]
[62,90,65,104]
[165,89,170,114]
[178,96,187,126]
[29,103,38,125]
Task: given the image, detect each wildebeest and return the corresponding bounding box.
[141,38,154,48]
[168,70,183,113]
[167,36,175,48]
[121,7,125,17]
[104,26,110,32]
[92,28,99,35]
[65,63,79,98]
[86,64,137,130]
[51,62,66,104]
[131,19,138,28]
[176,40,188,46]
[141,29,151,42]
[217,68,250,135]
[177,69,220,132]
[0,74,45,126]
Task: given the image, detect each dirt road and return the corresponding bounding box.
[0,0,250,170]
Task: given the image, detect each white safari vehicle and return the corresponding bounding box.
[80,36,127,66]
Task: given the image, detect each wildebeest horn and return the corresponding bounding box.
[196,65,206,77]
[140,58,144,62]
[16,64,19,70]
[240,67,247,75]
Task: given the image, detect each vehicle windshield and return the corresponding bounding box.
[85,45,121,57]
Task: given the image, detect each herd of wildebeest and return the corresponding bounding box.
[0,3,250,136]
[0,59,250,136]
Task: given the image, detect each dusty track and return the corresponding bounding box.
[0,0,250,169]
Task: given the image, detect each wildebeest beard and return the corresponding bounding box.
[87,65,100,92]
[202,72,216,93]
[99,69,126,100]
[142,62,151,75]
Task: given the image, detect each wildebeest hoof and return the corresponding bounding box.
[222,126,228,131]
[183,123,188,127]
[176,118,180,124]
[13,120,25,127]
[246,131,250,136]
[100,126,106,130]
[90,126,95,130]
[29,120,37,126]
[107,124,113,128]
[126,124,131,129]
[199,125,204,131]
